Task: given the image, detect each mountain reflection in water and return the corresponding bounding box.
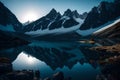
[0,41,101,80]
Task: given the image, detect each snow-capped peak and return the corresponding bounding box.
[23,9,83,37]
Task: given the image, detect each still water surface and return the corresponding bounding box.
[1,41,101,80]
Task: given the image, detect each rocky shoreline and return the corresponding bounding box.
[90,44,120,53]
[89,44,120,80]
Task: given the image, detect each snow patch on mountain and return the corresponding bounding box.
[60,16,70,20]
[47,20,55,28]
[0,24,15,32]
[76,27,102,36]
[25,24,82,36]
[74,17,83,23]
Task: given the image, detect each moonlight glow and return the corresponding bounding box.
[13,51,36,65]
[22,11,39,23]
[27,56,34,63]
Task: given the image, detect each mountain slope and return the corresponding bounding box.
[93,18,120,38]
[80,0,120,30]
[0,2,29,49]
[0,1,22,32]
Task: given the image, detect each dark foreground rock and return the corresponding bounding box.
[0,57,12,75]
[0,70,34,80]
[97,58,120,80]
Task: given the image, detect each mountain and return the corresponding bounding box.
[23,21,31,26]
[63,9,87,19]
[79,12,88,19]
[63,9,81,18]
[0,2,29,50]
[93,18,120,38]
[80,0,120,30]
[23,9,83,38]
[0,1,22,32]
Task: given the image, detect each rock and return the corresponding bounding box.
[101,60,120,80]
[53,72,64,80]
[0,57,11,63]
[35,70,40,79]
[96,74,106,80]
[0,57,12,75]
[16,72,31,80]
[63,18,79,28]
[44,77,51,80]
[6,71,34,80]
[6,72,17,80]
[0,75,9,80]
[90,44,120,53]
[64,77,72,80]
[27,70,34,79]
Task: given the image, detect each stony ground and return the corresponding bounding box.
[90,44,120,53]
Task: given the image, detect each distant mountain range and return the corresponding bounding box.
[0,0,120,41]
[23,0,120,38]
[23,8,85,37]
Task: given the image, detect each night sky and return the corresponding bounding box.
[0,0,113,23]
